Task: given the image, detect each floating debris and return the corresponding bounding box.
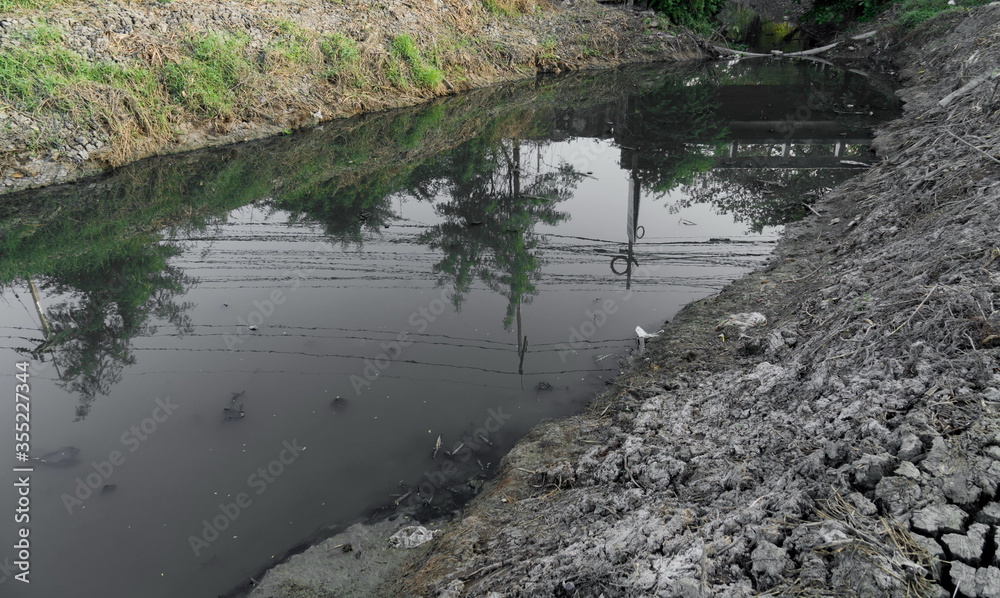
[29,446,80,467]
[432,435,442,459]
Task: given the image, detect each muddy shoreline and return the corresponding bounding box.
[325,7,1000,598]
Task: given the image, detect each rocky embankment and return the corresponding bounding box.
[0,0,699,194]
[363,7,999,598]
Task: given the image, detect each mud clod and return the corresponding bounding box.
[913,504,969,536]
[944,524,990,566]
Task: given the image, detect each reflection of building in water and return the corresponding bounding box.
[714,81,876,169]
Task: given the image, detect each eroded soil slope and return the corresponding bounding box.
[387,6,1000,597]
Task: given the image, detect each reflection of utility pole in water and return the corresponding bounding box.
[28,276,51,339]
[27,276,62,377]
[511,138,528,384]
[516,301,527,387]
[611,154,644,289]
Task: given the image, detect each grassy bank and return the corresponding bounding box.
[802,0,996,29]
[0,0,701,193]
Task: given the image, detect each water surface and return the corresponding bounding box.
[0,60,898,598]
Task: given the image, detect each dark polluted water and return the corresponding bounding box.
[0,60,898,598]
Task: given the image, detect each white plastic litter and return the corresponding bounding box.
[635,326,661,339]
[719,312,767,332]
[388,525,436,549]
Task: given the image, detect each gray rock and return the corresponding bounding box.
[875,476,921,516]
[848,492,878,516]
[751,540,793,585]
[921,437,952,477]
[898,433,923,462]
[853,453,897,490]
[943,470,984,508]
[980,567,1000,598]
[896,461,921,479]
[976,502,1000,525]
[951,564,1000,598]
[912,503,967,535]
[942,523,989,565]
[952,562,980,596]
[980,459,1000,498]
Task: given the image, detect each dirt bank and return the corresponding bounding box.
[0,0,700,195]
[358,6,999,598]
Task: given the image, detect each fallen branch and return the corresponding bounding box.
[938,70,999,108]
[711,41,839,58]
[850,30,878,41]
[944,128,1000,165]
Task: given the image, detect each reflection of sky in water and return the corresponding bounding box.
[0,60,899,598]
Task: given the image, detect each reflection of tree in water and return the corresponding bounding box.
[415,137,579,329]
[274,172,397,248]
[672,168,859,233]
[616,73,728,198]
[39,241,195,420]
[272,105,459,247]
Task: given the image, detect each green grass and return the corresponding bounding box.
[538,35,558,60]
[162,30,254,118]
[0,22,168,139]
[482,0,515,16]
[0,0,66,9]
[319,33,367,87]
[894,0,993,28]
[391,34,444,89]
[803,0,992,27]
[266,19,314,67]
